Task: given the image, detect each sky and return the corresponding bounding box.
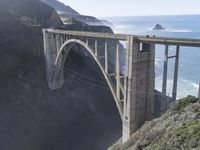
[58,0,200,17]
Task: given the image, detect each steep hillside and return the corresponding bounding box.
[109,96,200,150]
[41,0,103,25]
[40,0,79,14]
[0,0,63,27]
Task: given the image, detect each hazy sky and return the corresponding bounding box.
[58,0,200,17]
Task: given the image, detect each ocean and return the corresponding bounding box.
[104,15,200,99]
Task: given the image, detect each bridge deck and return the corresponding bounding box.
[46,29,200,47]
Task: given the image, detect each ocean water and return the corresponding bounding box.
[105,15,200,99]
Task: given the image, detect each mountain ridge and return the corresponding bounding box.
[40,0,79,14]
[40,0,104,25]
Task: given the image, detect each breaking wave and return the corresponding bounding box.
[193,83,199,89]
[155,77,199,99]
[165,29,193,33]
[155,58,161,67]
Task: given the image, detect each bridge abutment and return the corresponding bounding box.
[43,30,65,89]
[122,37,155,143]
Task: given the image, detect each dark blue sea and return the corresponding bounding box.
[105,15,200,98]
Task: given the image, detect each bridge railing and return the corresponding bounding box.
[46,29,200,47]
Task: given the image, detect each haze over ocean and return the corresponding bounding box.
[104,15,200,98]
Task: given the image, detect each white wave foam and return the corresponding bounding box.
[155,77,199,99]
[155,58,161,67]
[113,24,130,33]
[193,83,199,89]
[165,29,193,33]
[113,24,127,30]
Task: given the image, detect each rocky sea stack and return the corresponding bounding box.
[153,24,165,30]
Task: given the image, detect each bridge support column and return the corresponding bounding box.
[43,30,65,89]
[161,45,169,112]
[122,37,155,143]
[172,46,180,101]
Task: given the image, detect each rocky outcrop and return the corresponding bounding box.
[60,13,103,25]
[47,9,64,27]
[108,96,200,150]
[61,19,113,32]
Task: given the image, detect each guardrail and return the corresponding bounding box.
[46,29,200,47]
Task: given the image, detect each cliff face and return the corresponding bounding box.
[0,0,63,27]
[108,96,200,150]
[0,1,121,150]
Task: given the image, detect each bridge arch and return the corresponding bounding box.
[55,39,123,118]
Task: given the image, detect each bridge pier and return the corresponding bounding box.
[122,37,155,143]
[43,30,65,89]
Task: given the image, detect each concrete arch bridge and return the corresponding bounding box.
[43,29,200,143]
